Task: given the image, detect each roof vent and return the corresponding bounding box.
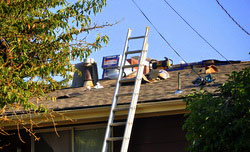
[72,58,99,88]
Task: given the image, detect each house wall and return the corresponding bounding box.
[0,130,31,152]
[114,114,188,152]
[0,114,187,152]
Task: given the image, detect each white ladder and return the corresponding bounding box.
[102,27,150,152]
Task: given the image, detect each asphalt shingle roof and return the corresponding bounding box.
[37,61,249,111]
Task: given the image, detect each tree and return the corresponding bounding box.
[183,68,250,152]
[0,0,109,135]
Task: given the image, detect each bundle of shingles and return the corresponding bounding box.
[122,57,171,84]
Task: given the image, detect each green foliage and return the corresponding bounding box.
[183,68,250,152]
[0,0,109,111]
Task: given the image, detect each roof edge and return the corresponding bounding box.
[2,99,187,130]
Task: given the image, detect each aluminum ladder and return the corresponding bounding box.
[102,27,150,152]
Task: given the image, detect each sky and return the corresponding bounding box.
[71,0,250,78]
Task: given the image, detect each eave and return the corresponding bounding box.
[2,99,187,130]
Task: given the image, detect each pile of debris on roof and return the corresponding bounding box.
[70,54,241,91]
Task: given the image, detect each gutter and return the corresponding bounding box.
[2,94,220,130]
[1,98,187,130]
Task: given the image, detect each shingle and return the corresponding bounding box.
[36,62,250,110]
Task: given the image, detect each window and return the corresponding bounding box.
[33,125,107,152]
[74,128,105,152]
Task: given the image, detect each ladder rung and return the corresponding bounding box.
[125,50,142,54]
[113,107,129,112]
[129,36,145,40]
[107,137,123,141]
[123,64,139,69]
[119,78,136,83]
[103,66,119,69]
[116,93,133,97]
[110,122,126,127]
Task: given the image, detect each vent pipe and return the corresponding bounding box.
[175,72,183,94]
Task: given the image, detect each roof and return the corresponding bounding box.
[2,61,249,129]
[39,61,250,111]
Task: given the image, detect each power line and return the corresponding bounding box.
[131,0,202,77]
[162,0,234,65]
[131,0,187,63]
[216,0,249,36]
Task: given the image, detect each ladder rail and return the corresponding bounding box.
[102,29,132,152]
[120,27,150,152]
